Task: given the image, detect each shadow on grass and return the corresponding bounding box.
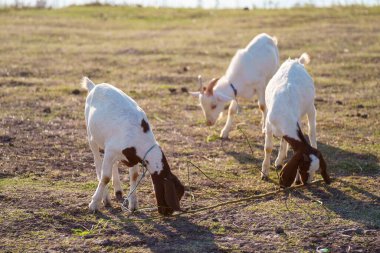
[295,181,380,228]
[223,136,379,177]
[96,211,220,252]
[317,142,379,176]
[223,137,379,227]
[288,141,378,227]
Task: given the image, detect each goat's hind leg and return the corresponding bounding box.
[258,84,267,134]
[261,124,273,180]
[88,142,111,207]
[275,138,288,170]
[112,163,123,202]
[89,149,116,211]
[307,105,317,148]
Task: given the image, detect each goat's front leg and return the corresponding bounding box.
[307,105,317,148]
[127,165,139,211]
[220,100,238,139]
[89,150,116,212]
[275,138,288,170]
[261,126,273,180]
[112,163,123,202]
[258,86,266,134]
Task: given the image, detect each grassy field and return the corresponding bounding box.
[0,5,379,252]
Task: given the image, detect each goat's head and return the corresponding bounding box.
[151,151,185,215]
[279,125,331,188]
[190,75,232,126]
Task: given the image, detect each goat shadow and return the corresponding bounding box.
[96,210,221,253]
[223,136,380,227]
[303,141,378,228]
[222,136,379,177]
[292,180,380,228]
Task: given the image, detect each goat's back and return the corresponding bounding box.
[225,33,279,88]
[85,83,148,148]
[265,59,315,137]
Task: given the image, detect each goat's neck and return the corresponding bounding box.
[141,144,170,176]
[214,76,238,100]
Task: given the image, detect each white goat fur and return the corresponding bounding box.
[192,33,280,138]
[83,77,166,212]
[262,53,319,181]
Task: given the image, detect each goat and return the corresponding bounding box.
[262,53,331,187]
[190,33,280,139]
[82,77,184,215]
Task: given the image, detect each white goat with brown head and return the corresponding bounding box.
[262,53,331,187]
[82,77,184,215]
[191,33,280,139]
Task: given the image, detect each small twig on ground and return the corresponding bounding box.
[186,164,196,202]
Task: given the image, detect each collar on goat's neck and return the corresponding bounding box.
[144,145,172,177]
[230,83,238,97]
[141,143,157,167]
[122,143,171,176]
[213,78,239,104]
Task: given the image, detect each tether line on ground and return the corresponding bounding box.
[173,178,325,216]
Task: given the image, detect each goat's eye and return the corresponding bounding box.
[211,104,217,110]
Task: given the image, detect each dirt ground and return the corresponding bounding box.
[0,5,379,253]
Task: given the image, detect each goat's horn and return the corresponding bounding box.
[198,75,203,92]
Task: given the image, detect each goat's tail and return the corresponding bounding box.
[81,77,95,92]
[272,36,278,46]
[298,53,310,65]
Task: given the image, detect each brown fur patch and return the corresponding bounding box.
[259,104,266,112]
[132,172,139,181]
[141,119,150,133]
[102,176,110,185]
[150,150,185,215]
[122,147,142,167]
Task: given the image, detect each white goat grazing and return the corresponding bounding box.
[190,33,280,139]
[83,77,184,215]
[262,53,331,187]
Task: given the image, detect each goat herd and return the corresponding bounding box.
[82,33,331,216]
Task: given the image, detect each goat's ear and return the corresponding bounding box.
[163,177,181,212]
[279,152,302,188]
[152,177,169,215]
[189,91,201,97]
[318,154,331,184]
[215,92,233,103]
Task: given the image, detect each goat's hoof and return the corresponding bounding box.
[220,130,230,140]
[275,164,283,170]
[128,203,138,212]
[103,200,112,208]
[261,175,269,181]
[102,195,111,207]
[220,134,229,140]
[128,198,138,212]
[115,191,123,202]
[89,201,100,212]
